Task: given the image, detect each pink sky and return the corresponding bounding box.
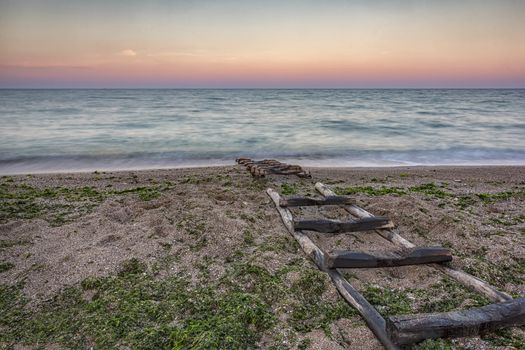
[1,0,524,88]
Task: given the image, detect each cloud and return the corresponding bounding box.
[146,51,205,58]
[120,49,137,57]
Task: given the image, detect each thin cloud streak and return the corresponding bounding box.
[119,49,137,57]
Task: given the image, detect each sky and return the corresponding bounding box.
[1,0,524,88]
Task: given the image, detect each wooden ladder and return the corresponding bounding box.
[267,182,525,349]
[236,158,312,178]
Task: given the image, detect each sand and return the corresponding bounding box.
[1,165,524,349]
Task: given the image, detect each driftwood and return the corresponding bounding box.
[387,297,525,345]
[267,188,400,350]
[327,247,452,269]
[279,195,355,207]
[314,182,513,303]
[236,158,311,178]
[294,217,393,233]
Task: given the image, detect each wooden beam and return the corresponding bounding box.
[387,297,525,345]
[266,188,400,350]
[235,158,252,165]
[315,182,513,303]
[294,217,393,233]
[327,247,452,269]
[279,195,355,207]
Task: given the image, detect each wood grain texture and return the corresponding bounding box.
[279,195,355,207]
[387,297,525,345]
[294,217,393,233]
[327,247,452,269]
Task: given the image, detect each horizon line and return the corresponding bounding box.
[1,87,525,90]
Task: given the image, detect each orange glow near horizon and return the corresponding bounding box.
[1,0,524,87]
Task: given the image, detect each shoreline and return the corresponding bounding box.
[2,163,525,176]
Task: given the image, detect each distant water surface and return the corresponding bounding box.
[0,89,524,174]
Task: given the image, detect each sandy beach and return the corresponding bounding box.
[1,165,524,349]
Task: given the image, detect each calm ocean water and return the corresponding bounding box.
[0,89,524,174]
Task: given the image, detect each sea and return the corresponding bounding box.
[0,89,524,174]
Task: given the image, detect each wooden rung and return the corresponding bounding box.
[326,247,452,269]
[259,159,281,165]
[236,157,252,164]
[254,164,280,169]
[268,169,311,178]
[387,297,525,345]
[280,196,355,207]
[294,217,393,233]
[268,167,298,173]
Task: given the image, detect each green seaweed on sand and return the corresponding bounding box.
[0,239,31,250]
[410,183,450,198]
[482,328,525,349]
[335,185,406,196]
[0,182,174,225]
[0,259,274,349]
[414,338,456,350]
[477,190,525,202]
[280,183,299,195]
[0,262,15,273]
[362,285,412,316]
[334,182,452,198]
[361,277,490,318]
[0,258,357,349]
[463,256,525,289]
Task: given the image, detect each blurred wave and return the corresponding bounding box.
[0,89,524,174]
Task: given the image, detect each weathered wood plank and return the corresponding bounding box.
[279,196,355,207]
[294,217,393,233]
[267,166,311,177]
[315,182,513,303]
[387,297,525,345]
[266,188,399,350]
[327,247,452,269]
